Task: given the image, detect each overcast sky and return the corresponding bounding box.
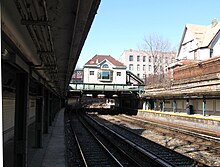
[76,0,220,68]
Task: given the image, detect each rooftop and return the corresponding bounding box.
[85,55,125,66]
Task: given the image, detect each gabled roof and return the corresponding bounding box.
[177,19,220,57]
[85,55,125,67]
[186,19,220,48]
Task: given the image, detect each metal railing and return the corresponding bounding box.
[69,83,144,92]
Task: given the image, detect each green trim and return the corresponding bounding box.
[113,66,126,69]
[83,65,98,68]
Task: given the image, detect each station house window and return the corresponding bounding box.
[117,72,121,76]
[102,64,109,68]
[98,70,113,81]
[90,71,94,75]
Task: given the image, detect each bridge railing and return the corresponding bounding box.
[69,83,144,92]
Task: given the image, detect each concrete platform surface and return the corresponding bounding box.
[41,108,65,167]
[138,109,220,133]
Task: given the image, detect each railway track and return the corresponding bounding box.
[120,115,220,144]
[65,108,206,166]
[65,110,164,166]
[89,114,205,167]
[95,114,220,166]
[66,111,130,166]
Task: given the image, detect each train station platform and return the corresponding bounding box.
[40,108,65,167]
[137,110,220,133]
[28,108,65,167]
[4,108,65,167]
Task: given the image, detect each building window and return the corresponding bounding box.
[98,71,113,81]
[102,71,110,79]
[149,65,151,71]
[117,72,121,76]
[90,71,94,75]
[137,55,140,61]
[137,64,140,71]
[137,73,140,78]
[149,56,151,62]
[129,55,133,61]
[102,64,109,68]
[129,64,133,70]
[210,49,213,58]
[143,65,146,71]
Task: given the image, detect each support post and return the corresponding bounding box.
[162,99,165,112]
[147,100,151,110]
[143,100,146,110]
[43,89,49,134]
[49,92,52,126]
[51,94,55,122]
[173,99,176,113]
[14,72,29,167]
[35,97,43,148]
[203,95,206,116]
[35,85,44,148]
[154,99,156,111]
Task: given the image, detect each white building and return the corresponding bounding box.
[83,55,127,84]
[120,49,175,80]
[177,19,220,61]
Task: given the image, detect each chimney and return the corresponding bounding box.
[211,18,218,28]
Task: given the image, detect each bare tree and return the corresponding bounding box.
[142,33,176,85]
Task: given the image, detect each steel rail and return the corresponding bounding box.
[68,119,88,167]
[86,114,175,167]
[78,114,124,167]
[122,115,220,143]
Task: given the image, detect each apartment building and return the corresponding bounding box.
[119,49,175,81]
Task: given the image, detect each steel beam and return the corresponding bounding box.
[21,19,50,26]
[14,72,29,167]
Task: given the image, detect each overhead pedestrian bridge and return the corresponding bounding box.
[69,83,145,97]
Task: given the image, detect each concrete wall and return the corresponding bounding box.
[3,94,36,142]
[3,97,16,142]
[137,111,220,132]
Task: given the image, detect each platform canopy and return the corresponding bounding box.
[2,0,101,97]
